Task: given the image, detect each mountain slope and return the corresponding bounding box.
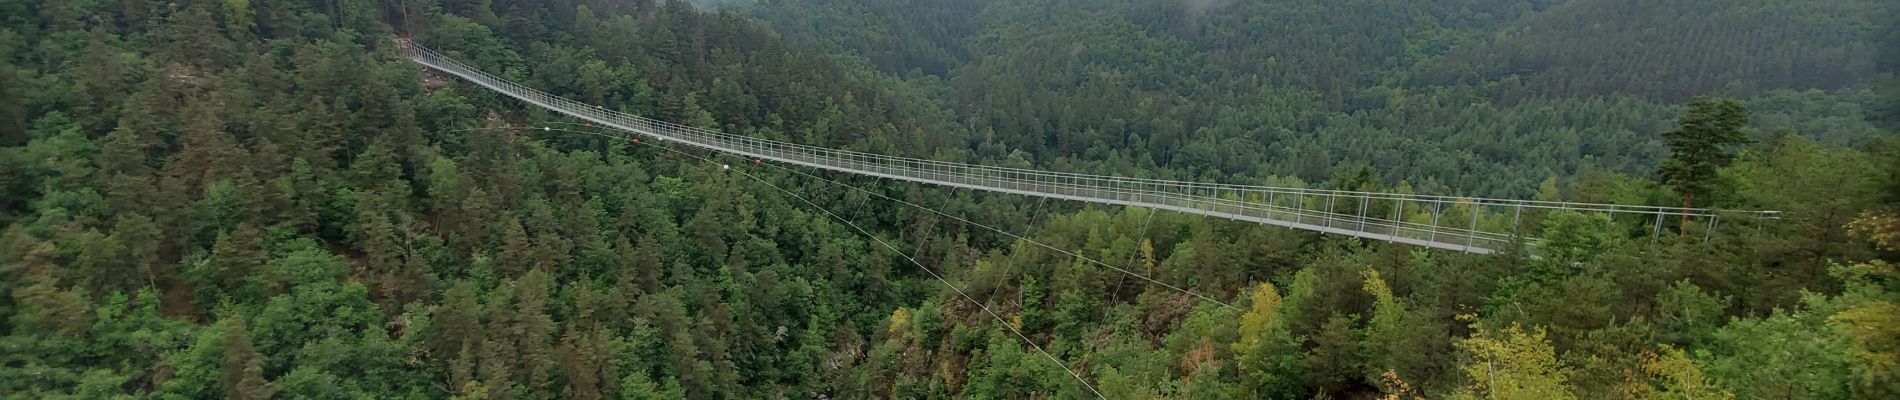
[738,0,1887,198]
[1415,0,1884,101]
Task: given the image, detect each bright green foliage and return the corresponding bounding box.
[1655,280,1732,344]
[1232,282,1282,352]
[1539,211,1624,265]
[1232,272,1309,398]
[1831,300,1900,395]
[1452,324,1576,400]
[1636,346,1734,400]
[1360,269,1415,382]
[1699,309,1860,399]
[1730,134,1886,270]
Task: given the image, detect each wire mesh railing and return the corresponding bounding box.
[398,40,1781,254]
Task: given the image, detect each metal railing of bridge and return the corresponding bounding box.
[397,40,1781,254]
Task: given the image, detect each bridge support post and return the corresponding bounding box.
[1390,198,1404,241]
[1296,192,1306,225]
[1466,202,1480,252]
[1358,193,1369,232]
[1325,195,1336,228]
[1652,213,1664,243]
[1511,202,1523,239]
[1704,215,1719,242]
[1267,191,1276,219]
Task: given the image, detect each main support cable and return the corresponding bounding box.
[994,197,1047,307]
[515,125,1106,399]
[1112,208,1159,303]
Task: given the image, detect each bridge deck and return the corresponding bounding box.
[399,41,1780,254]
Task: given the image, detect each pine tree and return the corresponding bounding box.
[0,33,24,147]
[238,55,295,169]
[233,356,276,400]
[1659,97,1749,225]
[281,158,324,233]
[428,156,473,232]
[72,29,140,133]
[155,4,233,71]
[679,92,719,129]
[9,275,95,337]
[525,200,572,273]
[695,303,740,393]
[687,204,727,266]
[351,76,425,159]
[622,234,664,294]
[480,337,516,400]
[348,140,404,190]
[451,342,481,397]
[513,269,557,396]
[354,189,408,308]
[559,320,620,400]
[237,166,293,225]
[299,98,346,168]
[817,241,847,285]
[637,291,710,398]
[862,248,891,303]
[480,282,521,400]
[71,228,136,294]
[1305,315,1361,393]
[221,319,277,400]
[99,78,180,213]
[165,98,248,195]
[497,217,534,278]
[432,282,486,367]
[111,212,164,289]
[207,223,268,296]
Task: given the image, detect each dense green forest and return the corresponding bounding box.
[1,0,1897,399]
[746,0,1892,196]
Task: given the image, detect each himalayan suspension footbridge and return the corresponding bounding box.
[396,41,1779,255]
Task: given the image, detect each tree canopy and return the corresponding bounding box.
[0,0,1893,399]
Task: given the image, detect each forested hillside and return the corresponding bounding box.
[744,0,1891,197]
[1,0,1897,399]
[1416,0,1880,101]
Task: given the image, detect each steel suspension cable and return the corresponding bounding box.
[1113,208,1159,303]
[994,196,1048,307]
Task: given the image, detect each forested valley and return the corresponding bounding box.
[1,0,1896,399]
